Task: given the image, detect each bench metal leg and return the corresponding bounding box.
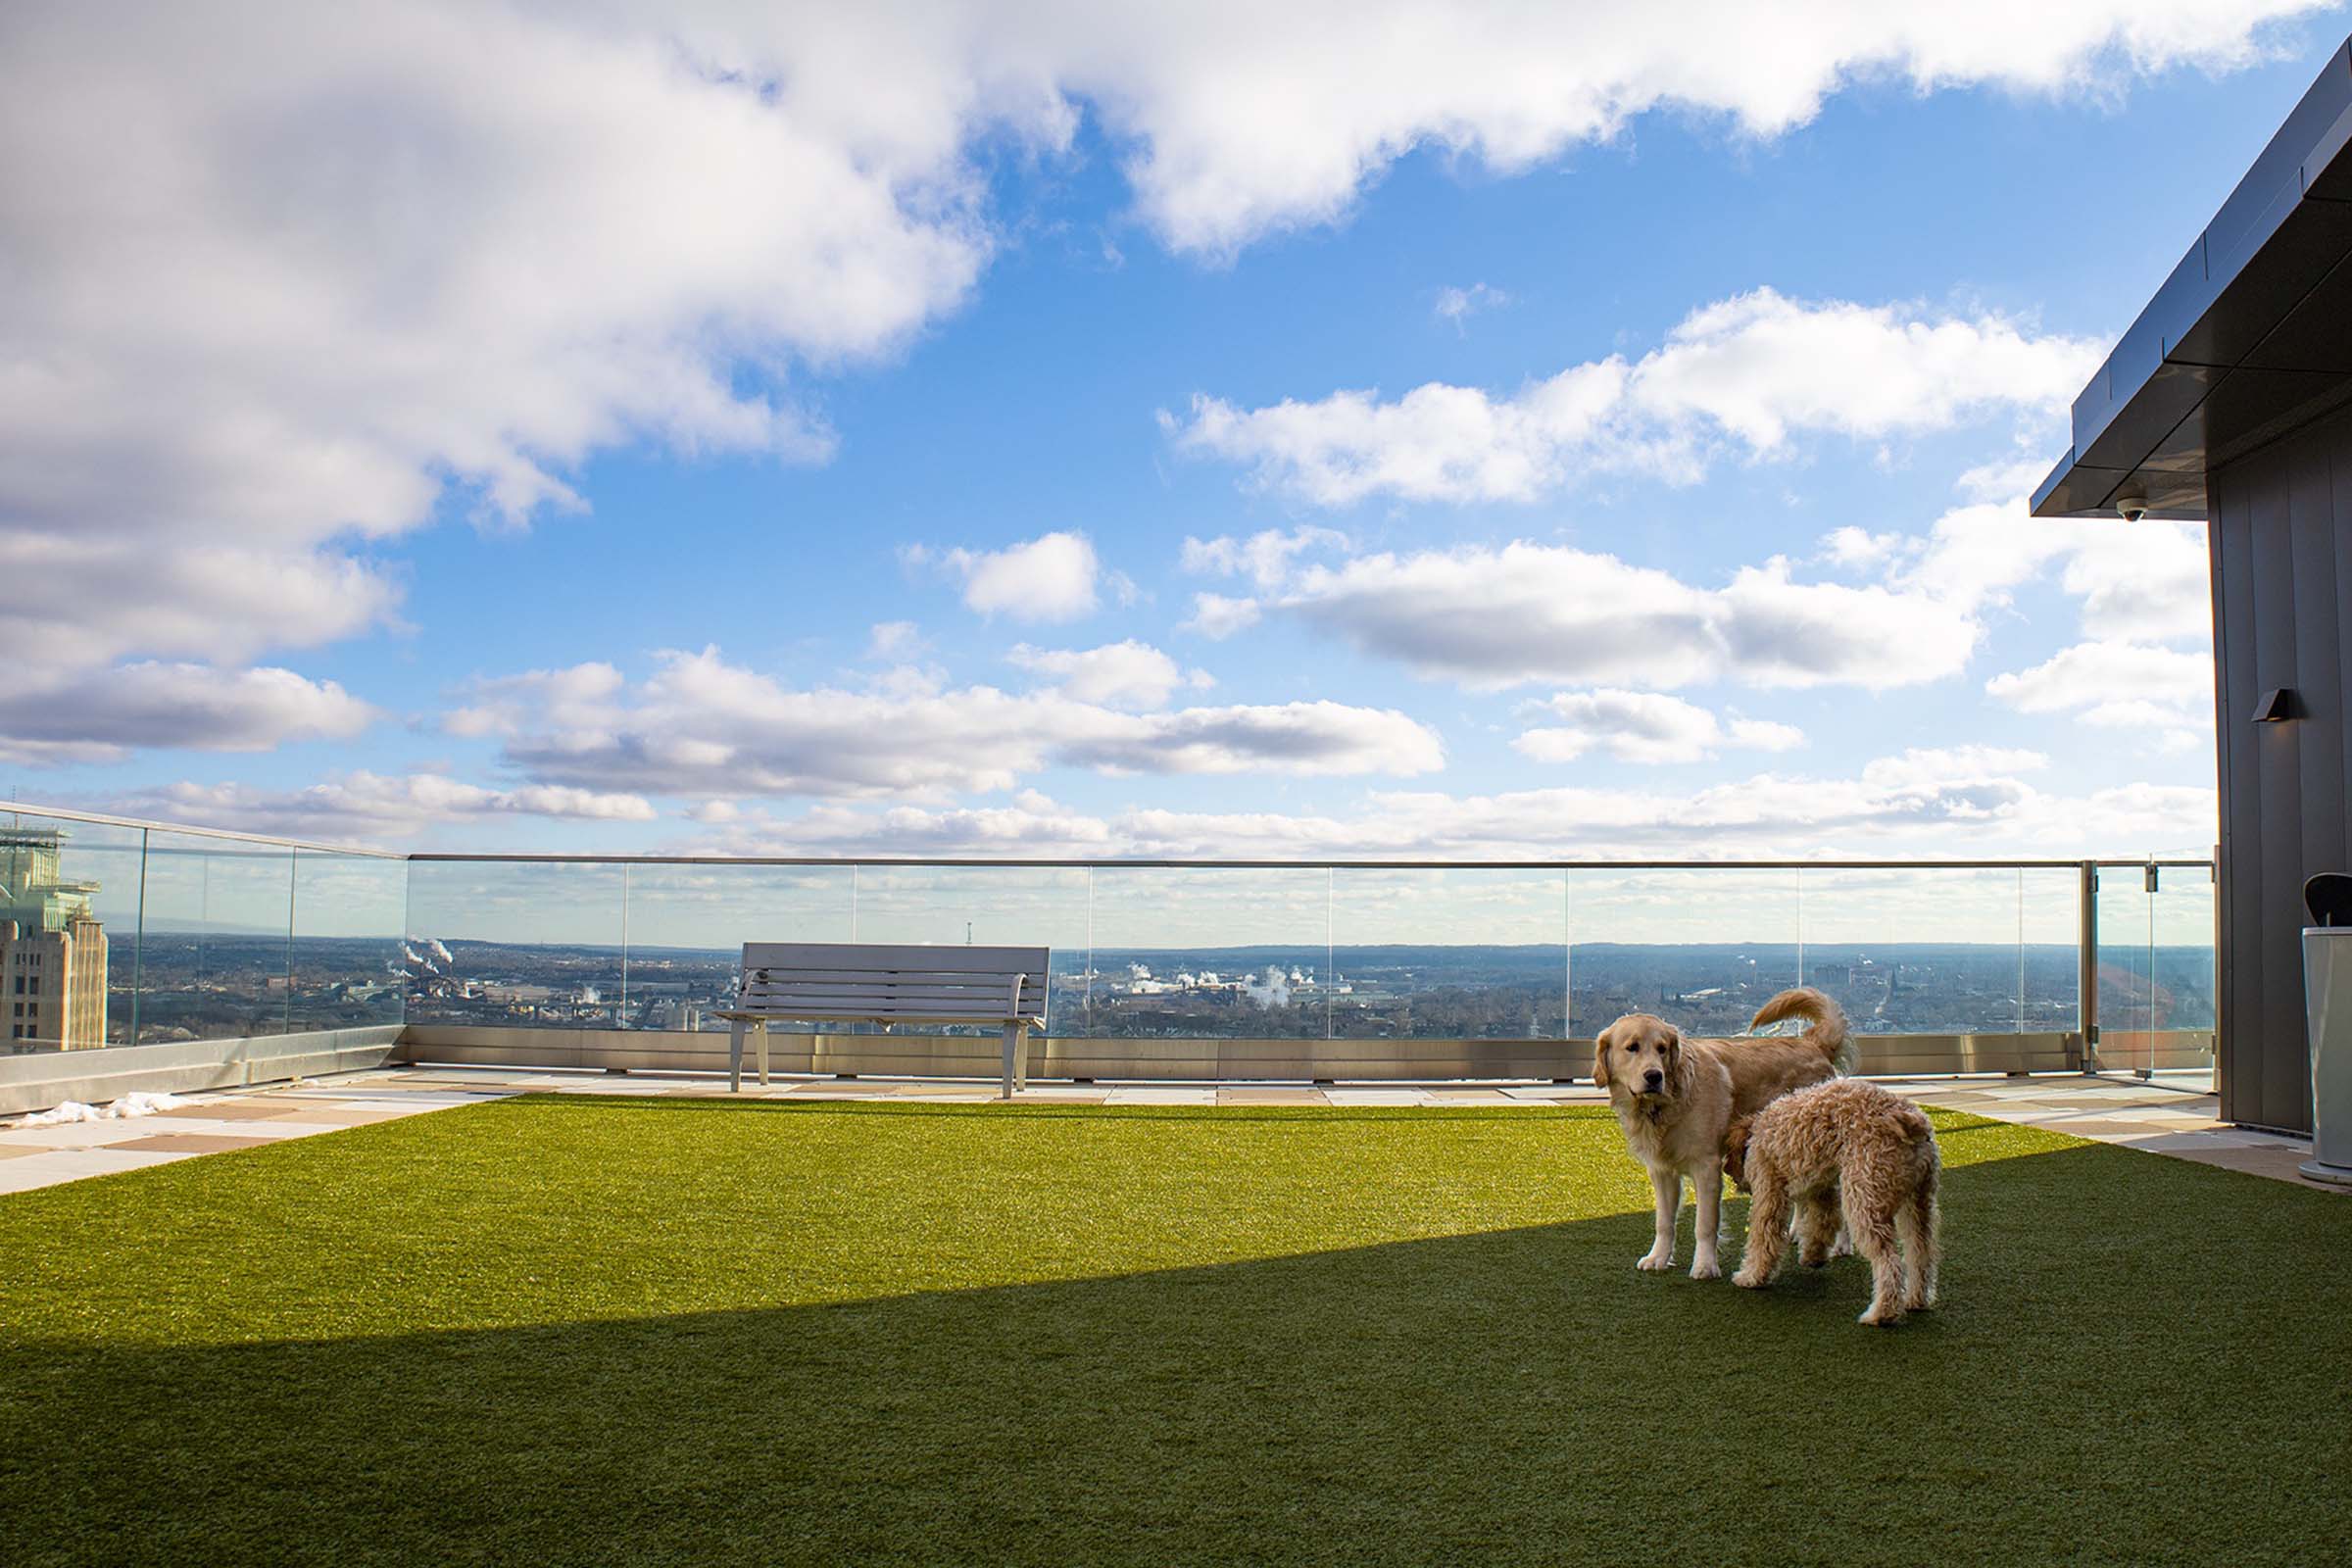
[1001,1024,1018,1100]
[728,1018,746,1093]
[757,1020,770,1088]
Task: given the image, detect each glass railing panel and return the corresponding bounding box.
[288,849,407,1033]
[1083,867,1332,1039]
[2021,867,2082,1034]
[1795,867,2025,1035]
[618,863,854,1033]
[1329,868,1567,1039]
[2094,864,2156,1071]
[404,859,624,1029]
[1,809,143,1052]
[848,865,1091,1035]
[1568,868,1800,1039]
[136,828,295,1043]
[2148,863,2217,1033]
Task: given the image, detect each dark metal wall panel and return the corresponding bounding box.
[2213,473,2258,1120]
[2207,400,2352,1131]
[2252,451,2307,1130]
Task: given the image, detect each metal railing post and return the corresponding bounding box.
[2079,860,2100,1073]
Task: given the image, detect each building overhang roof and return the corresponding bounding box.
[2033,40,2352,522]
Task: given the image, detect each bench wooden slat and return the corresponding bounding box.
[743,967,1039,988]
[738,1004,1039,1021]
[744,984,1036,1005]
[746,980,1030,999]
[714,1024,1049,1034]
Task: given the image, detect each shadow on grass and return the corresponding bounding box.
[6,1138,2350,1567]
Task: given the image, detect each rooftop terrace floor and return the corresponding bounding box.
[0,1064,2321,1195]
[6,1079,2349,1566]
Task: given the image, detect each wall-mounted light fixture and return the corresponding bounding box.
[2255,687,2297,723]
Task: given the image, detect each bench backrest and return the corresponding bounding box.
[736,942,1050,1023]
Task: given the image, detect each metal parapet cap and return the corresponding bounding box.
[2034,38,2352,522]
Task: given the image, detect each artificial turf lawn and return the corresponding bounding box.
[3,1099,2348,1567]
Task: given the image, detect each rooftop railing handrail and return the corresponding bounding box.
[402,854,2214,870]
[0,800,408,860]
[0,800,2217,872]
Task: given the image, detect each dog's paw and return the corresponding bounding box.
[1731,1267,1769,1290]
[1636,1250,1675,1272]
[1857,1303,1904,1327]
[1689,1256,1722,1281]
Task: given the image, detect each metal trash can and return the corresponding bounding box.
[2301,874,2352,1185]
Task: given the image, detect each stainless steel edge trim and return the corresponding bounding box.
[0,801,406,859]
[0,799,2217,873]
[403,855,2209,870]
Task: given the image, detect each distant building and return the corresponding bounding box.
[1,825,109,1052]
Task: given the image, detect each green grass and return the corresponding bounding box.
[3,1097,2348,1566]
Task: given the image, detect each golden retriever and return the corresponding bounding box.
[1729,1077,1941,1326]
[1592,987,1852,1279]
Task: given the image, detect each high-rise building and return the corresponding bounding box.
[0,827,110,1053]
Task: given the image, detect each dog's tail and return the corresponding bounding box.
[1747,986,1855,1075]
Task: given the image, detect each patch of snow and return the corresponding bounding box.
[15,1092,189,1127]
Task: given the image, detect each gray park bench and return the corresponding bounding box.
[714,941,1050,1100]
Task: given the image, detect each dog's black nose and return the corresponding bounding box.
[1642,1070,1663,1089]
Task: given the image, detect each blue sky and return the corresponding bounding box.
[3,2,2344,859]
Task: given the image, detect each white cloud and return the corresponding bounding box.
[1435,282,1510,332]
[1008,640,1204,709]
[466,646,1442,800]
[1170,289,2105,505]
[0,663,376,767]
[2057,523,2211,644]
[1515,690,1804,765]
[910,530,1109,621]
[1956,451,2060,502]
[691,745,2214,861]
[2,3,1012,717]
[698,791,1123,859]
[1163,493,2218,716]
[1819,526,1905,569]
[0,534,402,676]
[1255,540,1982,691]
[1930,502,2214,746]
[1061,3,2323,257]
[104,773,656,845]
[1180,593,1265,640]
[1180,526,1350,590]
[1985,640,2213,723]
[445,663,627,740]
[2,0,2283,766]
[1897,502,2208,644]
[866,621,927,661]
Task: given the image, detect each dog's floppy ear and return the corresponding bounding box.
[1591,1025,1613,1088]
[1660,1023,1690,1094]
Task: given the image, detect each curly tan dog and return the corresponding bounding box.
[1729,1077,1941,1326]
[1593,988,1852,1280]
